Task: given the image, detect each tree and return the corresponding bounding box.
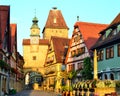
[81,57,93,80]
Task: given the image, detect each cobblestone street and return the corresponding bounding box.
[8,90,61,96]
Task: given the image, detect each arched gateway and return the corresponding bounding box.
[22,16,49,89]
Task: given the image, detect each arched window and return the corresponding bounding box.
[110,73,114,80]
[104,74,107,80]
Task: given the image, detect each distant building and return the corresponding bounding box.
[23,16,49,76]
[16,52,24,92]
[0,5,11,95]
[65,21,108,81]
[0,6,24,94]
[44,36,69,92]
[42,7,69,40]
[22,7,69,91]
[10,24,18,90]
[91,13,120,80]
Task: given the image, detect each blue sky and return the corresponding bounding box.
[0,0,120,55]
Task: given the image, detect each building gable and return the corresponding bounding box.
[91,13,120,50]
[0,6,10,51]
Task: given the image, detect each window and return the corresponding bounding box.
[77,63,83,70]
[75,28,79,32]
[112,29,117,35]
[110,73,114,80]
[117,24,120,33]
[78,47,85,55]
[118,44,120,57]
[106,47,114,59]
[81,47,85,54]
[104,74,107,80]
[33,56,36,60]
[106,29,112,37]
[68,64,75,72]
[74,34,81,42]
[97,49,103,61]
[0,53,3,60]
[71,50,76,57]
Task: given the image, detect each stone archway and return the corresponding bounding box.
[23,67,45,90]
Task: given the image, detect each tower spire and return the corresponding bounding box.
[30,9,40,37]
[31,9,40,30]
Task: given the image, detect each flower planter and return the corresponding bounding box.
[66,91,70,96]
[89,88,95,92]
[70,91,72,96]
[95,87,115,96]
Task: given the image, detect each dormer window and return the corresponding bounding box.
[117,24,120,33]
[75,28,79,32]
[112,29,117,35]
[106,28,112,37]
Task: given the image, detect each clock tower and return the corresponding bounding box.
[30,16,40,44]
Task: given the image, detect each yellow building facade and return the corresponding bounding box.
[22,7,69,91]
[23,16,49,78]
[44,37,70,92]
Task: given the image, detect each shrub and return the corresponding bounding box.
[116,80,120,88]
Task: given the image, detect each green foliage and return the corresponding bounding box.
[68,70,77,80]
[0,60,10,69]
[61,85,73,91]
[116,80,120,88]
[9,89,16,95]
[61,85,69,91]
[81,57,93,80]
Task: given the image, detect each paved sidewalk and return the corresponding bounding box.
[8,90,62,96]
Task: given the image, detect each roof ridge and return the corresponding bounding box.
[109,13,120,26]
[75,21,108,26]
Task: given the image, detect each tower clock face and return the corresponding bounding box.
[31,37,39,44]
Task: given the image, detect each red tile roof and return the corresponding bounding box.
[109,13,120,26]
[43,8,68,33]
[74,22,108,50]
[10,24,17,52]
[51,36,70,63]
[22,39,49,45]
[0,6,10,49]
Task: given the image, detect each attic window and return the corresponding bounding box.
[75,28,79,32]
[54,17,56,23]
[117,24,120,33]
[106,29,112,37]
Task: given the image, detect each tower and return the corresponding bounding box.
[42,7,69,40]
[30,16,40,44]
[23,16,49,75]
